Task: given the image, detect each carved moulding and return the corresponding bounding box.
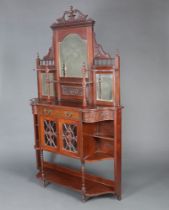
[82,109,114,123]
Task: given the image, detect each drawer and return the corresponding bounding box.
[38,106,81,121]
[82,109,114,123]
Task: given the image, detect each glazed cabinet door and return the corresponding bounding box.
[59,119,81,158]
[39,116,59,152]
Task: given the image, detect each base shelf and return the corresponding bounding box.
[37,161,115,197]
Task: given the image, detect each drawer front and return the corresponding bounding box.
[38,106,81,121]
[83,109,114,123]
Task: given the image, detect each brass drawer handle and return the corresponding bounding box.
[64,111,73,118]
[43,108,52,115]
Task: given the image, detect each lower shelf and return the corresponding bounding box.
[37,161,115,197]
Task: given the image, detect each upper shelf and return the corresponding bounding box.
[31,98,123,110]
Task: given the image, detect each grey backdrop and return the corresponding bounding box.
[0,0,169,209]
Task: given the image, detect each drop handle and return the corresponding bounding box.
[44,108,52,115]
[64,112,73,118]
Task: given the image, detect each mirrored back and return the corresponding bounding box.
[59,34,87,78]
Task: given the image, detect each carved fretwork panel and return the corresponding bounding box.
[44,120,57,148]
[61,85,83,96]
[62,123,78,153]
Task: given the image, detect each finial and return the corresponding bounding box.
[70,5,73,11]
[62,62,67,77]
[37,52,40,58]
[81,62,87,75]
[114,50,120,69]
[36,52,40,67]
[68,5,76,19]
[115,49,120,55]
[82,62,87,107]
[56,5,90,24]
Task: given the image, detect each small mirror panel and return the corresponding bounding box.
[96,74,113,102]
[59,34,87,77]
[41,73,55,96]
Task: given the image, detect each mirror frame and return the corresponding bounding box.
[53,25,94,102]
[93,69,115,106]
[38,70,56,99]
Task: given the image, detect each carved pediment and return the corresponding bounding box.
[51,6,94,28]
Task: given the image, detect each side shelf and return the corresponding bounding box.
[84,132,114,141]
[83,121,114,162]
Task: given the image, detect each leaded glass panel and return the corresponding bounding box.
[44,120,57,147]
[62,123,77,153]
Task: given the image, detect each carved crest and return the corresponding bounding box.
[57,6,89,23]
[51,6,94,27]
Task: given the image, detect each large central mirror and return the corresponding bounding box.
[59,34,87,77]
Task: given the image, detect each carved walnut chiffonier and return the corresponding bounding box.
[30,6,122,201]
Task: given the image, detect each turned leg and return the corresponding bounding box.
[114,109,122,200]
[40,150,46,187]
[81,193,87,202]
[33,114,41,171]
[117,194,122,201]
[43,180,50,187]
[81,161,86,202]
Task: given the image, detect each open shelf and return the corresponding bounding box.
[37,161,115,197]
[83,133,114,141]
[84,152,114,162]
